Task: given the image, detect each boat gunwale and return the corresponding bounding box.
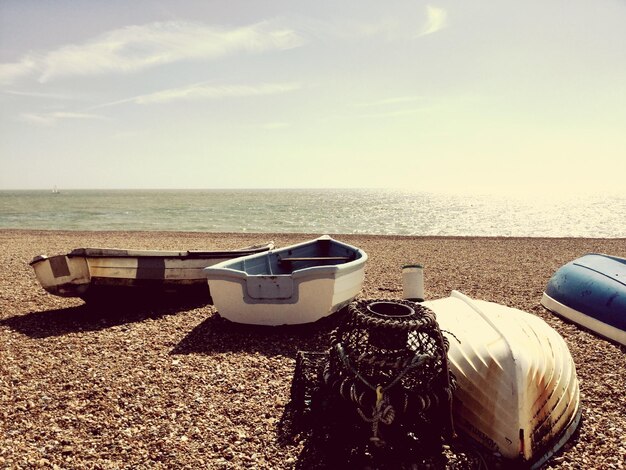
[204,235,368,281]
[29,242,274,265]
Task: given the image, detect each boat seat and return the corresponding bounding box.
[278,256,351,263]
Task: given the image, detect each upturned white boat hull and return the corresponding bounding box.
[423,291,580,467]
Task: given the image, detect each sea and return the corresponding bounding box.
[0,189,624,238]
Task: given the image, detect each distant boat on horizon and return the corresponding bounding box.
[52,186,60,194]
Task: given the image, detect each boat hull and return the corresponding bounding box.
[205,236,367,325]
[423,291,580,467]
[30,243,274,302]
[541,253,626,346]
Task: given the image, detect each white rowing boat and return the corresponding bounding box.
[205,235,368,325]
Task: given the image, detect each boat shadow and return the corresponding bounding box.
[171,310,345,358]
[0,297,207,339]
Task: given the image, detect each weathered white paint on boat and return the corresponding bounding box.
[30,254,91,297]
[423,291,581,467]
[30,243,274,300]
[205,235,367,325]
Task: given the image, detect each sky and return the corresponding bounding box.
[0,0,625,194]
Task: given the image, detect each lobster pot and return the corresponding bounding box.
[324,299,455,444]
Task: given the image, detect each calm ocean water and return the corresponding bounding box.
[0,189,624,237]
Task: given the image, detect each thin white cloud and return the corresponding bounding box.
[17,113,54,126]
[0,57,39,85]
[293,11,444,42]
[1,21,304,84]
[2,89,75,100]
[418,6,448,37]
[18,111,106,126]
[96,82,301,107]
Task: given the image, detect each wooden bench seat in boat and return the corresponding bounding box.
[278,256,352,263]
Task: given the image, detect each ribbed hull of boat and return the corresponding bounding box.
[423,291,580,467]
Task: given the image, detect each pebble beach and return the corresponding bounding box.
[1,229,625,469]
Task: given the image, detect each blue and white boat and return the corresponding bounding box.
[204,235,367,325]
[541,253,626,346]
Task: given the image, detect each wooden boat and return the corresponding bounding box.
[204,235,367,325]
[541,253,626,346]
[422,291,581,467]
[30,242,274,302]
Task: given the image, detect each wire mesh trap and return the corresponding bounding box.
[289,299,460,464]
